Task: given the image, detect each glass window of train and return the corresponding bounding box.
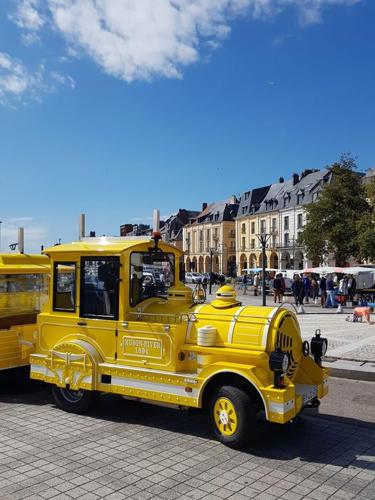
[53,262,76,312]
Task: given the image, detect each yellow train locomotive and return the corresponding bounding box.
[30,234,328,449]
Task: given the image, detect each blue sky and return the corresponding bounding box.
[0,0,374,252]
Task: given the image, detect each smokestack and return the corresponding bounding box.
[202,202,207,211]
[18,227,24,254]
[153,209,160,232]
[79,214,86,240]
[292,173,299,185]
[279,177,284,183]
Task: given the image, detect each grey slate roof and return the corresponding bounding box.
[190,198,239,225]
[237,168,331,218]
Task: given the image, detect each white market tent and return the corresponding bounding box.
[303,266,375,274]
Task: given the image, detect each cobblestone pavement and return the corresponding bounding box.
[0,373,374,500]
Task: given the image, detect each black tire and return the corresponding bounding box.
[51,385,98,414]
[209,385,256,450]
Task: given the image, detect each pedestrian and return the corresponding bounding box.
[253,273,259,296]
[311,276,319,303]
[325,274,336,308]
[302,273,311,303]
[338,275,349,305]
[292,275,304,306]
[202,275,208,293]
[273,273,283,304]
[242,273,248,295]
[353,305,373,324]
[347,275,357,302]
[319,274,327,307]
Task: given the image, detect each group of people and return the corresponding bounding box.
[291,273,357,308]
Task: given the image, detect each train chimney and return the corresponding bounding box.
[79,214,85,241]
[18,227,24,254]
[153,209,160,232]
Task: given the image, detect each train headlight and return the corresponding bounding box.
[310,329,328,366]
[269,348,290,388]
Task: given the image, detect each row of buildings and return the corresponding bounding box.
[121,168,334,276]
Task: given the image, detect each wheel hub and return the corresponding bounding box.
[213,397,238,436]
[219,410,229,425]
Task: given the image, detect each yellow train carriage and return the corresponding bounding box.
[0,254,49,371]
[30,236,328,449]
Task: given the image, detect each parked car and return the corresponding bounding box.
[185,272,203,284]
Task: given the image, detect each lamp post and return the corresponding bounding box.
[184,237,191,272]
[208,247,217,295]
[0,220,2,253]
[256,232,272,306]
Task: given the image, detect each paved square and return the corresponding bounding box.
[0,372,374,500]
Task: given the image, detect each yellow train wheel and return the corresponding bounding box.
[214,397,238,436]
[210,385,256,449]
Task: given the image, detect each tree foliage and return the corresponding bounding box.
[299,154,369,266]
[356,176,375,262]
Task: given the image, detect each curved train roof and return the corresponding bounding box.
[43,237,182,256]
[0,253,50,274]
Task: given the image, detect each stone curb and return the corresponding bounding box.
[324,358,375,382]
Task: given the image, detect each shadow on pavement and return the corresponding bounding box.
[1,369,375,472]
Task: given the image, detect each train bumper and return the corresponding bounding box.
[263,369,329,423]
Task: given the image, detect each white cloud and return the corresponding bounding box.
[21,31,41,46]
[50,70,75,89]
[0,52,75,106]
[8,0,361,85]
[9,0,45,31]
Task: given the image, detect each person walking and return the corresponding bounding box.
[292,275,304,306]
[302,273,311,303]
[347,275,357,302]
[242,273,248,295]
[325,275,336,308]
[319,275,327,307]
[311,276,319,303]
[273,273,283,304]
[253,273,259,296]
[338,275,349,305]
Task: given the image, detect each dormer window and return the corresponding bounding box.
[312,191,320,202]
[297,190,305,205]
[283,193,290,208]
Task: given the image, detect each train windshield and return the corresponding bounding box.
[130,252,175,307]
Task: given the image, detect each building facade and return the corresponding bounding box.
[235,169,331,274]
[160,209,200,251]
[182,198,239,275]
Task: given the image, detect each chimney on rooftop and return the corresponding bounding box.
[202,202,207,211]
[279,176,284,183]
[292,173,299,185]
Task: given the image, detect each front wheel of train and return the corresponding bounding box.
[51,385,98,414]
[210,385,256,450]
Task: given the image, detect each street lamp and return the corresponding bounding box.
[0,221,2,253]
[208,247,218,295]
[256,232,273,307]
[184,237,191,271]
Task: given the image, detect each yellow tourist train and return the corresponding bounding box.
[30,234,328,449]
[0,253,49,371]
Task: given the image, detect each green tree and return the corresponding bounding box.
[357,176,375,262]
[299,154,368,266]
